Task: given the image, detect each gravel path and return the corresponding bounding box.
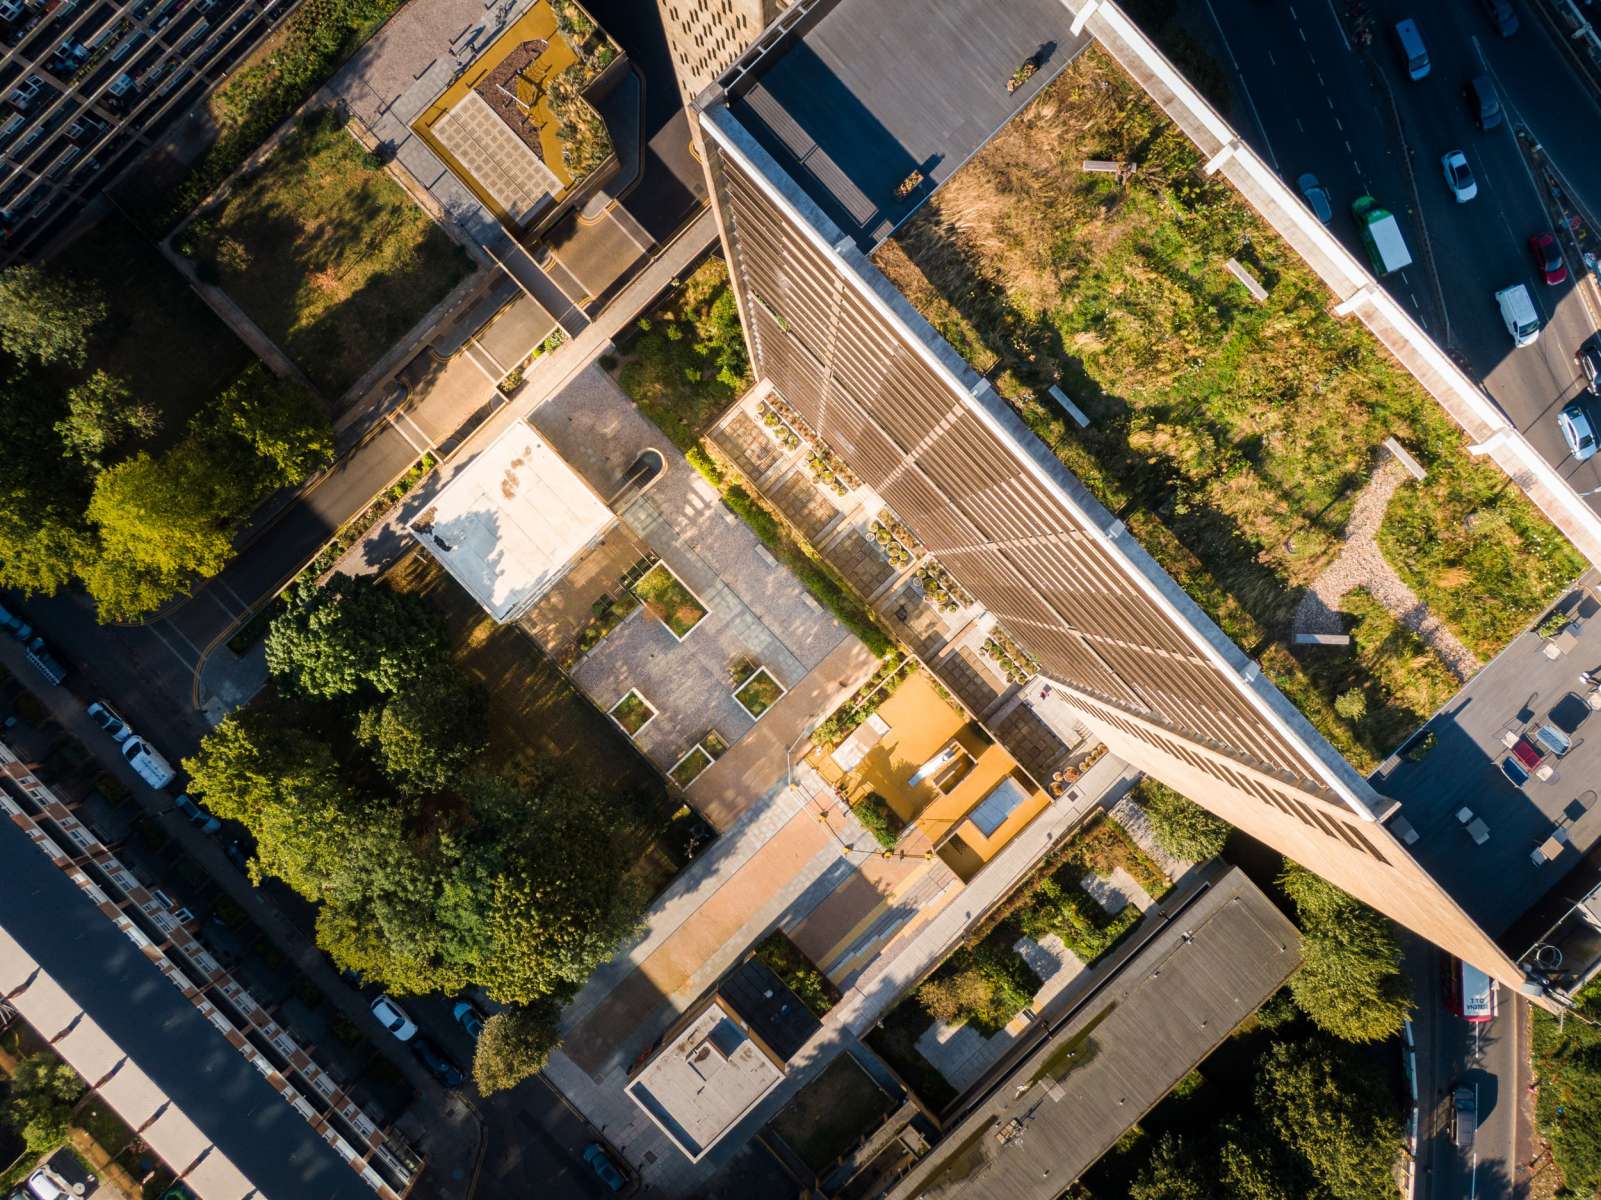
[1292,459,1481,682]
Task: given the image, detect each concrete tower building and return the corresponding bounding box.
[656,0,788,104]
[691,0,1601,1008]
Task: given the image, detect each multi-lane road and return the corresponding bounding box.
[1207,0,1601,504]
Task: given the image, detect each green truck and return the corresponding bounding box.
[1351,196,1413,276]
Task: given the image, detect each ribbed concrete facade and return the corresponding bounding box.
[693,63,1536,998]
[656,0,787,104]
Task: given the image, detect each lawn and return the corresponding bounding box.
[767,1053,895,1174]
[383,552,688,895]
[875,46,1582,755]
[184,109,472,398]
[50,212,252,437]
[734,667,785,719]
[1532,982,1601,1198]
[632,562,707,638]
[613,255,751,451]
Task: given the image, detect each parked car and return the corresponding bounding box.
[1579,335,1601,395]
[1558,401,1598,462]
[370,994,417,1041]
[582,1143,627,1193]
[1441,150,1477,202]
[452,1000,486,1041]
[1452,1084,1478,1153]
[1464,74,1502,130]
[1528,231,1568,285]
[1296,172,1332,223]
[410,1036,464,1088]
[120,734,176,788]
[86,699,133,743]
[1479,0,1519,35]
[25,1168,65,1200]
[23,637,67,686]
[173,792,222,834]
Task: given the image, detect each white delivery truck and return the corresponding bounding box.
[1351,196,1413,276]
[121,735,176,788]
[1495,284,1541,348]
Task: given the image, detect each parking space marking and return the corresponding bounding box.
[386,410,430,457]
[145,621,199,673]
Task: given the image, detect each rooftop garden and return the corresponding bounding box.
[874,45,1582,767]
[180,108,471,399]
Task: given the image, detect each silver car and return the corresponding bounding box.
[1558,401,1598,462]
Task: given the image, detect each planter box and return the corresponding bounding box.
[733,666,786,720]
[632,562,709,640]
[609,688,657,737]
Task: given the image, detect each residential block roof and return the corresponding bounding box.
[888,865,1300,1200]
[0,821,377,1200]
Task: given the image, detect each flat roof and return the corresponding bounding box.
[625,996,785,1162]
[0,821,376,1200]
[723,0,1086,249]
[888,866,1301,1200]
[1377,581,1601,942]
[431,91,560,224]
[410,422,614,623]
[717,959,821,1063]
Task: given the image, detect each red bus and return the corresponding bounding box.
[1445,958,1498,1023]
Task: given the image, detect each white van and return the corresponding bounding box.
[1495,284,1541,348]
[1394,18,1430,80]
[121,735,176,788]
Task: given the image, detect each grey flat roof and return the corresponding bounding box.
[0,822,377,1200]
[888,867,1300,1200]
[724,0,1086,249]
[1376,581,1601,942]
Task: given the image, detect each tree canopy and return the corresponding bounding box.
[472,1003,561,1096]
[1280,863,1413,1042]
[54,371,161,468]
[185,646,641,1007]
[0,264,107,366]
[266,574,448,699]
[1136,778,1231,862]
[6,1052,87,1153]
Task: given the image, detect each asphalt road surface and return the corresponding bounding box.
[1407,938,1532,1200]
[1205,0,1601,505]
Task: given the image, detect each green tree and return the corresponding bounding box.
[1129,1133,1212,1200]
[82,446,238,619]
[1136,779,1231,862]
[6,1052,86,1152]
[358,664,489,793]
[1257,1036,1402,1200]
[0,265,107,367]
[1215,1125,1308,1200]
[54,371,161,467]
[265,574,448,698]
[472,1003,561,1096]
[215,366,335,486]
[1280,863,1413,1042]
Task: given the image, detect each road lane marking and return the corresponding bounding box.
[1268,51,1276,66]
[145,622,199,673]
[1289,4,1297,15]
[199,587,238,621]
[1300,26,1308,41]
[1297,119,1306,132]
[216,579,252,614]
[396,407,437,452]
[1334,117,1343,131]
[386,410,429,456]
[1325,0,1352,51]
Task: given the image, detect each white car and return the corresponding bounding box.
[86,699,133,743]
[1441,151,1477,202]
[26,1168,65,1200]
[1558,402,1598,462]
[120,735,176,789]
[370,994,418,1041]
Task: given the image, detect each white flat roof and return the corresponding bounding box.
[411,424,614,622]
[625,999,784,1162]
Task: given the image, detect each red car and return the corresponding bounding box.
[1528,231,1568,285]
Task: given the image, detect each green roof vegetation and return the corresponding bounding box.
[179,108,472,398]
[1532,982,1601,1197]
[875,45,1582,766]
